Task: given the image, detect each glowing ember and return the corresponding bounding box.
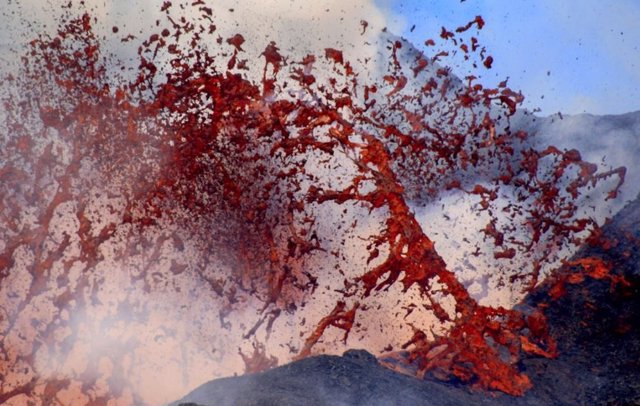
[0,2,626,404]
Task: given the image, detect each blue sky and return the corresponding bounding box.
[377,0,640,116]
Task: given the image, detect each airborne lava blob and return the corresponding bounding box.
[0,2,626,404]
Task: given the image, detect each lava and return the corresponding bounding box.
[0,2,628,404]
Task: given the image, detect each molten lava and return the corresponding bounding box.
[0,3,627,404]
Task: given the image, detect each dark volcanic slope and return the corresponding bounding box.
[172,196,640,406]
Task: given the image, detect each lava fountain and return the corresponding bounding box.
[0,2,627,404]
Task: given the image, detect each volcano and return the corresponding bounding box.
[1,3,639,405]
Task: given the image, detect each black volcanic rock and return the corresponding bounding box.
[172,196,640,406]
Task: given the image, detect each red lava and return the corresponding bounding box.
[0,3,627,403]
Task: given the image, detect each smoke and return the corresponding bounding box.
[0,2,408,404]
[1,0,398,67]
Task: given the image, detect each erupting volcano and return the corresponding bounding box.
[0,1,635,405]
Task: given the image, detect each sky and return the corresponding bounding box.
[379,0,640,116]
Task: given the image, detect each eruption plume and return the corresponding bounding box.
[0,2,627,404]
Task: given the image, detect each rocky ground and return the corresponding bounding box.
[171,195,640,406]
